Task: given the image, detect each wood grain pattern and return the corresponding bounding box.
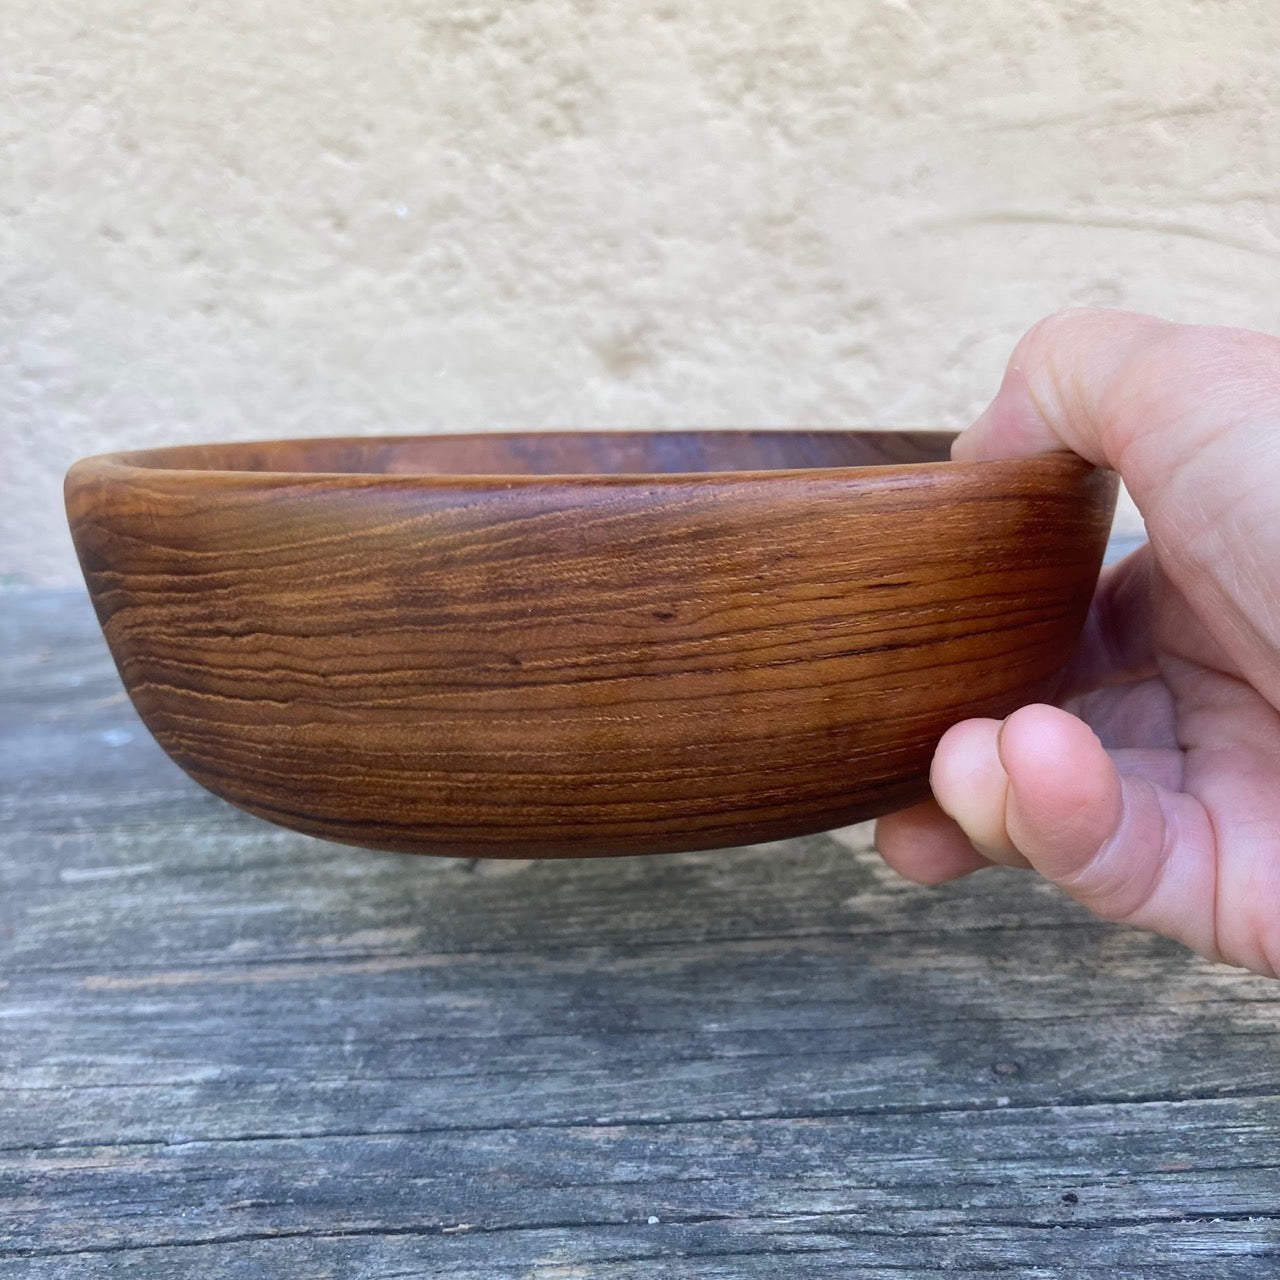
[3,584,1280,1277]
[64,431,1118,857]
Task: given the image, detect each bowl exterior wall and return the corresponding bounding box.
[66,455,1117,856]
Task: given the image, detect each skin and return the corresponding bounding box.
[874,309,1280,977]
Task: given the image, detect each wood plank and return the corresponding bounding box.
[5,1229,1277,1280]
[4,1102,1279,1260]
[3,583,1279,1276]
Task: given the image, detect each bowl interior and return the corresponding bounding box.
[119,429,957,478]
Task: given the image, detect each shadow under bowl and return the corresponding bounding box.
[65,430,1117,857]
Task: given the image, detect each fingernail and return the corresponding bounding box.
[954,363,1037,463]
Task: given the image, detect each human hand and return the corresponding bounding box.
[874,309,1280,976]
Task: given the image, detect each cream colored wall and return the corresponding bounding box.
[3,1,1277,586]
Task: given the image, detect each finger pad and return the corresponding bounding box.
[875,805,991,885]
[999,705,1123,863]
[931,719,1012,854]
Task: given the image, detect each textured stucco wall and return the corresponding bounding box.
[3,0,1278,586]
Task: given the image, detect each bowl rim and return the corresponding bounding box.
[67,428,1097,490]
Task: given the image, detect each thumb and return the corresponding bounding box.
[931,703,1222,965]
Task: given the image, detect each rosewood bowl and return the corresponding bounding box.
[65,431,1117,858]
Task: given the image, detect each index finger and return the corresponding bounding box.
[955,309,1280,711]
[953,308,1280,501]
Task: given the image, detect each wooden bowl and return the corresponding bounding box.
[66,431,1117,858]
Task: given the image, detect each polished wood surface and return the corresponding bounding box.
[65,431,1118,857]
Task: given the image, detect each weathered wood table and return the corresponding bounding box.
[3,565,1279,1278]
